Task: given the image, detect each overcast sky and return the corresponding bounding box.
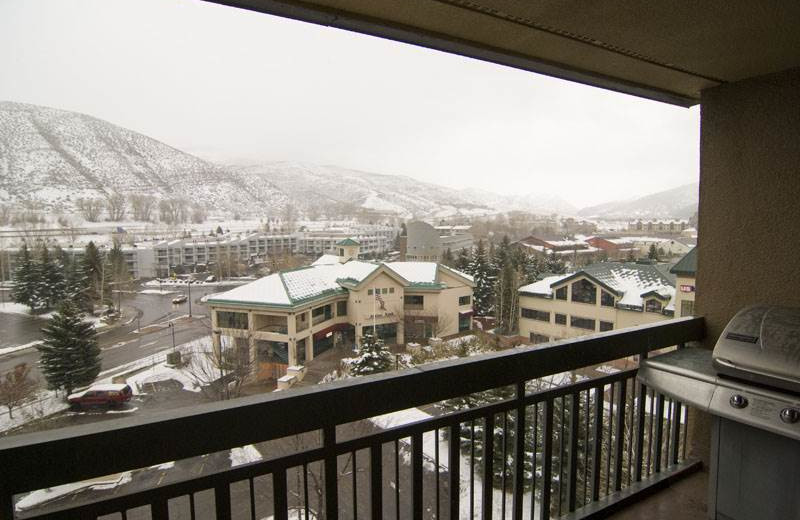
[0,0,700,208]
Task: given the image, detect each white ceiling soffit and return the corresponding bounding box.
[204,0,800,107]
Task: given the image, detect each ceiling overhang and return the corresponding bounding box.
[203,0,800,107]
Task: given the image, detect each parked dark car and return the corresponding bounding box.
[172,295,188,304]
[68,384,133,409]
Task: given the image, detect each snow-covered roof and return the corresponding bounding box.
[209,260,473,308]
[311,254,340,266]
[519,262,675,310]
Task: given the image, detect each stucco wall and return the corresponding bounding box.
[698,67,800,347]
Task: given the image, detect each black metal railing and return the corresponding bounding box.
[0,317,704,520]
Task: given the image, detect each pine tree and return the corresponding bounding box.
[454,247,471,271]
[346,333,393,376]
[468,239,494,316]
[11,243,35,310]
[83,241,103,304]
[544,251,567,274]
[495,261,520,335]
[647,243,659,260]
[441,247,454,267]
[37,245,66,310]
[38,301,101,395]
[63,252,91,312]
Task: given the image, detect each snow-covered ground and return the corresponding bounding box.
[229,445,263,467]
[15,473,132,512]
[0,390,70,434]
[0,340,42,356]
[0,302,55,319]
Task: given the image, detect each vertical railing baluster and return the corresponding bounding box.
[682,405,689,461]
[512,382,526,520]
[626,380,635,487]
[435,428,441,520]
[151,499,169,520]
[567,392,580,512]
[613,379,627,491]
[412,433,423,520]
[539,398,554,520]
[449,423,461,520]
[501,412,508,520]
[558,397,565,516]
[482,413,494,520]
[190,491,197,520]
[671,402,682,465]
[249,478,256,520]
[394,439,400,520]
[646,388,655,476]
[653,394,665,473]
[304,463,310,520]
[324,425,338,520]
[352,450,359,520]
[274,468,288,520]
[583,390,590,507]
[0,490,13,520]
[121,509,128,520]
[664,398,673,470]
[605,384,614,496]
[591,386,603,502]
[529,402,539,520]
[470,420,475,519]
[370,443,382,520]
[216,482,232,520]
[635,353,648,483]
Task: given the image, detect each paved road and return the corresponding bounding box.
[0,284,234,380]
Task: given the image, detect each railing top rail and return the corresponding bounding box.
[0,316,703,495]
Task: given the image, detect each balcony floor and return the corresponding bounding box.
[609,468,708,520]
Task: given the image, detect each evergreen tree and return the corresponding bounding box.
[468,240,494,316]
[441,247,454,267]
[495,261,520,335]
[82,241,110,307]
[544,251,567,274]
[38,301,101,395]
[647,243,659,260]
[493,234,511,269]
[63,253,91,312]
[37,245,66,310]
[454,247,471,272]
[11,243,35,310]
[107,242,130,310]
[346,333,393,376]
[216,225,224,235]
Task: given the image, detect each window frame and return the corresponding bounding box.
[521,308,550,322]
[570,316,596,331]
[570,279,597,305]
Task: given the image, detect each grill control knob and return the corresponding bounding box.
[730,394,748,409]
[780,408,800,424]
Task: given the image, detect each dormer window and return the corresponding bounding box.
[601,290,615,307]
[555,286,567,300]
[571,279,596,304]
[645,299,663,313]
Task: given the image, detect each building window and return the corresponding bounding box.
[555,286,567,300]
[680,300,695,317]
[521,308,550,322]
[555,313,567,325]
[381,288,388,294]
[459,313,471,332]
[459,295,471,306]
[389,287,395,294]
[339,248,344,256]
[570,316,596,331]
[368,289,373,295]
[645,299,663,313]
[571,279,596,304]
[599,321,614,332]
[312,305,333,324]
[530,333,550,345]
[404,295,424,309]
[217,311,248,329]
[601,290,615,307]
[337,300,348,316]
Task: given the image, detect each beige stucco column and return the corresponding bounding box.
[692,66,800,463]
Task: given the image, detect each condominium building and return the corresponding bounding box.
[511,236,600,262]
[207,240,474,381]
[518,262,676,344]
[670,247,697,317]
[404,221,473,261]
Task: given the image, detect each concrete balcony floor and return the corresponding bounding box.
[610,469,708,520]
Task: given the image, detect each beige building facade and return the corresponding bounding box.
[208,242,474,381]
[518,262,676,344]
[670,247,696,318]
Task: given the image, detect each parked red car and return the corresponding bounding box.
[68,384,133,409]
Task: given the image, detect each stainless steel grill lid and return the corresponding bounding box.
[713,305,800,394]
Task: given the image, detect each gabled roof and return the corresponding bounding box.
[670,247,697,276]
[519,262,675,309]
[208,259,474,309]
[336,238,360,246]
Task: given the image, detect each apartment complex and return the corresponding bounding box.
[670,247,697,317]
[626,219,690,234]
[403,221,473,261]
[518,262,676,344]
[511,236,600,262]
[207,241,474,381]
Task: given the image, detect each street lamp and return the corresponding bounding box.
[168,322,176,352]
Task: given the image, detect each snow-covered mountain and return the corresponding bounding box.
[577,182,698,220]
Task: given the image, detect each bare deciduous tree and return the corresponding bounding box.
[0,205,11,226]
[0,363,36,419]
[159,198,189,225]
[129,194,156,221]
[185,339,253,401]
[191,203,207,224]
[76,197,104,222]
[105,192,127,221]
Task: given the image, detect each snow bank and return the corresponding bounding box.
[0,390,69,434]
[15,473,132,511]
[0,340,42,356]
[229,445,262,467]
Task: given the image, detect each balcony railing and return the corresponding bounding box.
[0,317,704,520]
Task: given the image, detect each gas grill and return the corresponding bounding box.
[638,305,800,520]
